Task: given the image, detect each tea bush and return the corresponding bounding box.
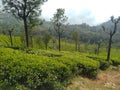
[111,59,120,66]
[0,48,71,90]
[86,55,110,70]
[0,47,113,90]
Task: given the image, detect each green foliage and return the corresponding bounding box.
[111,49,120,66]
[2,0,48,47]
[26,49,100,78]
[2,0,46,20]
[112,59,120,66]
[99,60,111,70]
[74,57,99,78]
[0,35,23,47]
[43,32,51,50]
[51,8,68,51]
[51,8,68,26]
[0,41,120,90]
[0,47,101,90]
[0,48,71,90]
[72,31,80,51]
[86,55,110,70]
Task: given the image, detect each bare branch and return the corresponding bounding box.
[101,25,110,34]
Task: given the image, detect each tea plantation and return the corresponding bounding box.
[0,47,120,90]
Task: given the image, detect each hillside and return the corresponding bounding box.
[0,0,120,90]
[0,13,23,35]
[0,1,120,90]
[0,28,120,90]
[0,13,120,90]
[0,44,120,90]
[0,13,120,46]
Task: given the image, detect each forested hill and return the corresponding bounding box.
[0,13,23,35]
[0,13,120,44]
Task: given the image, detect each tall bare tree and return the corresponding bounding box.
[2,0,47,47]
[102,16,120,61]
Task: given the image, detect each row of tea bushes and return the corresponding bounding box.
[87,54,120,70]
[0,48,70,90]
[86,55,110,70]
[0,47,100,90]
[57,55,100,78]
[25,49,100,78]
[111,58,120,66]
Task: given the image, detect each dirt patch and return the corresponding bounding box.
[67,66,120,90]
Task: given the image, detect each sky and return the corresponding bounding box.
[0,0,120,26]
[41,0,120,26]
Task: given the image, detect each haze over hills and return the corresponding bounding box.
[0,13,120,45]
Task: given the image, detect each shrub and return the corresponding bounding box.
[77,59,100,79]
[87,55,110,70]
[58,55,100,79]
[111,59,120,66]
[0,48,100,89]
[0,48,71,90]
[99,60,111,70]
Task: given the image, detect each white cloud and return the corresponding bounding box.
[1,0,120,25]
[41,0,120,25]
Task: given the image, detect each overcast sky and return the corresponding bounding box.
[0,0,120,26]
[41,0,120,26]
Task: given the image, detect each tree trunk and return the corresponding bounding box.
[24,18,29,47]
[107,35,112,61]
[75,41,78,51]
[30,36,33,48]
[23,1,29,48]
[78,41,80,52]
[46,44,47,50]
[52,42,54,49]
[58,33,61,51]
[9,31,13,46]
[97,43,100,54]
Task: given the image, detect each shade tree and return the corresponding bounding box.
[2,0,47,47]
[51,8,68,51]
[102,16,120,61]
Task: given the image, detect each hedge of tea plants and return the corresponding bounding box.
[0,47,106,90]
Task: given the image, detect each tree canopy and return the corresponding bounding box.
[2,0,47,47]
